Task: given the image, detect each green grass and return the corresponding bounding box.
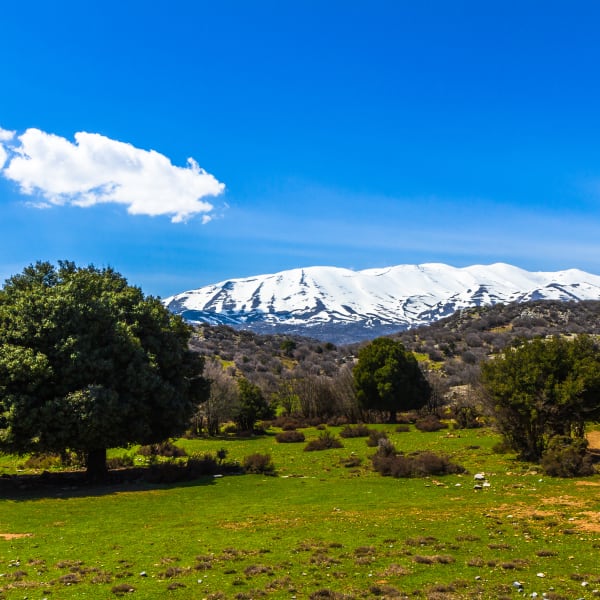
[1,425,599,599]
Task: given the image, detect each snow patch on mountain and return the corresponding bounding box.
[164,263,600,343]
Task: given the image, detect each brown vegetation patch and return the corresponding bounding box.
[586,430,600,450]
[577,512,600,532]
[0,533,32,540]
[540,495,588,508]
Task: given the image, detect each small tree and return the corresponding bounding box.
[235,378,273,432]
[197,357,240,436]
[353,338,431,423]
[481,335,600,461]
[0,261,208,480]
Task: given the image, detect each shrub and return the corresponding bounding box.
[541,436,595,477]
[138,440,187,458]
[304,430,344,451]
[395,424,410,433]
[275,430,306,443]
[451,404,484,429]
[340,455,362,468]
[415,415,448,432]
[243,453,276,475]
[23,453,63,470]
[339,424,371,438]
[146,459,189,483]
[366,429,389,447]
[372,449,464,478]
[186,453,221,478]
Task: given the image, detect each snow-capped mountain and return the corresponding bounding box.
[164,263,600,343]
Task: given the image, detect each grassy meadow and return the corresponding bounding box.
[1,425,599,599]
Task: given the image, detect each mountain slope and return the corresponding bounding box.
[164,263,600,343]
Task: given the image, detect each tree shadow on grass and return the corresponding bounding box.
[0,466,220,501]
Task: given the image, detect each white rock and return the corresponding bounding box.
[474,473,486,480]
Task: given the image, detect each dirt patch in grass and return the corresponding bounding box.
[539,495,589,508]
[575,480,600,487]
[577,512,600,533]
[586,431,600,449]
[0,533,32,539]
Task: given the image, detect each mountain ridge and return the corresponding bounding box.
[164,263,600,343]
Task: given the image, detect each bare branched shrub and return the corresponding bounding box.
[275,430,306,443]
[138,440,187,458]
[242,453,276,475]
[339,424,371,438]
[366,429,389,447]
[304,430,344,451]
[415,415,447,432]
[372,449,464,478]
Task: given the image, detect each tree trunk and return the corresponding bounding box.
[86,448,108,482]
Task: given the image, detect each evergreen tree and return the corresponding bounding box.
[0,261,208,480]
[353,337,430,422]
[481,335,600,461]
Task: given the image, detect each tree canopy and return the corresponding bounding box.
[481,335,600,461]
[353,337,431,422]
[0,261,208,479]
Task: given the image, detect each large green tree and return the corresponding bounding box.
[0,261,208,480]
[353,337,431,422]
[481,335,600,461]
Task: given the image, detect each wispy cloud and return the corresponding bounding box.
[0,127,225,223]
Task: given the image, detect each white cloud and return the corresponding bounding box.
[0,127,15,141]
[0,127,14,168]
[0,127,225,223]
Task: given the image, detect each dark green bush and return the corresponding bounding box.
[186,453,221,477]
[541,436,595,477]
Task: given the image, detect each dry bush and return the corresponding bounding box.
[138,440,187,458]
[340,455,362,468]
[242,453,276,475]
[339,424,371,438]
[366,429,389,447]
[415,415,448,432]
[23,453,63,470]
[112,583,136,595]
[372,450,464,478]
[275,430,306,443]
[304,430,343,451]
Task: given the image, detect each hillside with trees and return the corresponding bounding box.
[191,300,600,391]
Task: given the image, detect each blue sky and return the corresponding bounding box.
[1,1,600,298]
